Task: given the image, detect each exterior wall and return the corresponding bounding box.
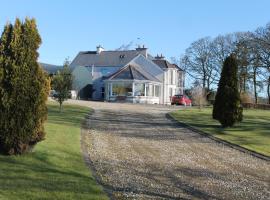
[161,68,185,105]
[72,65,121,100]
[108,96,160,104]
[72,66,92,98]
[163,69,175,104]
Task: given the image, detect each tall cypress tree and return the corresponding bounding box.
[213,54,243,127]
[0,18,49,155]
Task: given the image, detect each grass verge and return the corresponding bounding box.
[0,103,108,200]
[170,108,270,156]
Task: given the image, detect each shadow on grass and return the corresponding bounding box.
[170,108,270,156]
[0,151,103,198]
[0,104,106,199]
[47,104,91,128]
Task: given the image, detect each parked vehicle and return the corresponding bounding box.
[50,90,72,99]
[171,95,192,106]
[49,90,57,97]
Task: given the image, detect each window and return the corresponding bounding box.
[169,88,173,97]
[112,83,132,96]
[178,71,183,87]
[170,70,174,85]
[145,84,150,96]
[101,68,110,75]
[151,85,155,97]
[134,83,145,96]
[154,85,160,97]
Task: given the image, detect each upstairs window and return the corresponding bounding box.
[170,70,174,85]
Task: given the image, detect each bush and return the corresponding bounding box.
[207,90,216,105]
[191,86,208,109]
[240,92,254,104]
[213,55,243,127]
[0,18,50,155]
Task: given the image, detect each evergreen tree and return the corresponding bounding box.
[0,18,49,155]
[52,60,73,111]
[213,54,243,127]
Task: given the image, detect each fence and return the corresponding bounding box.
[242,103,270,110]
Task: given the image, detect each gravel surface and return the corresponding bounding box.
[68,100,270,200]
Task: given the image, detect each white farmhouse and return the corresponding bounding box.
[69,45,185,104]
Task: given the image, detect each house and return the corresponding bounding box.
[69,45,184,104]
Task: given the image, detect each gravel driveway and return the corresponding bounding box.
[68,100,270,200]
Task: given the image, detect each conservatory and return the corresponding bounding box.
[104,65,161,104]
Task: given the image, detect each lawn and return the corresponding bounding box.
[170,108,270,156]
[0,103,108,200]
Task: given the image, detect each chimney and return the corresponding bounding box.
[136,45,148,58]
[155,53,165,60]
[96,45,104,54]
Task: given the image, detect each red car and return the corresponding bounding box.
[171,95,192,106]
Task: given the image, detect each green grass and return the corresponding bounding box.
[170,108,270,156]
[0,103,108,200]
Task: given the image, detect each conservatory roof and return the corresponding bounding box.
[106,65,160,82]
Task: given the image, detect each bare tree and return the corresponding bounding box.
[235,34,251,94]
[211,34,236,74]
[252,23,270,103]
[179,23,270,104]
[180,37,216,90]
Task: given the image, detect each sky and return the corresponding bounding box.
[1,0,270,66]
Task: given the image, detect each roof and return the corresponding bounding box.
[39,63,62,74]
[106,65,161,82]
[69,50,143,69]
[152,59,178,70]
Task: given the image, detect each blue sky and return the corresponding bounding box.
[1,0,270,65]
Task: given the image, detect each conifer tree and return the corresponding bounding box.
[0,18,49,155]
[213,54,243,127]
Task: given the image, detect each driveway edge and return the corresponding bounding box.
[80,110,114,200]
[166,113,270,162]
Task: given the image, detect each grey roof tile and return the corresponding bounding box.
[152,59,177,69]
[69,50,142,69]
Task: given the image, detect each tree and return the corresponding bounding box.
[252,23,270,103]
[234,34,252,94]
[180,37,218,90]
[52,60,73,111]
[211,34,236,76]
[213,55,243,127]
[0,18,50,155]
[191,85,208,110]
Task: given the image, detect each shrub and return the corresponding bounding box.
[213,54,243,127]
[191,86,208,109]
[240,92,254,104]
[0,18,49,155]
